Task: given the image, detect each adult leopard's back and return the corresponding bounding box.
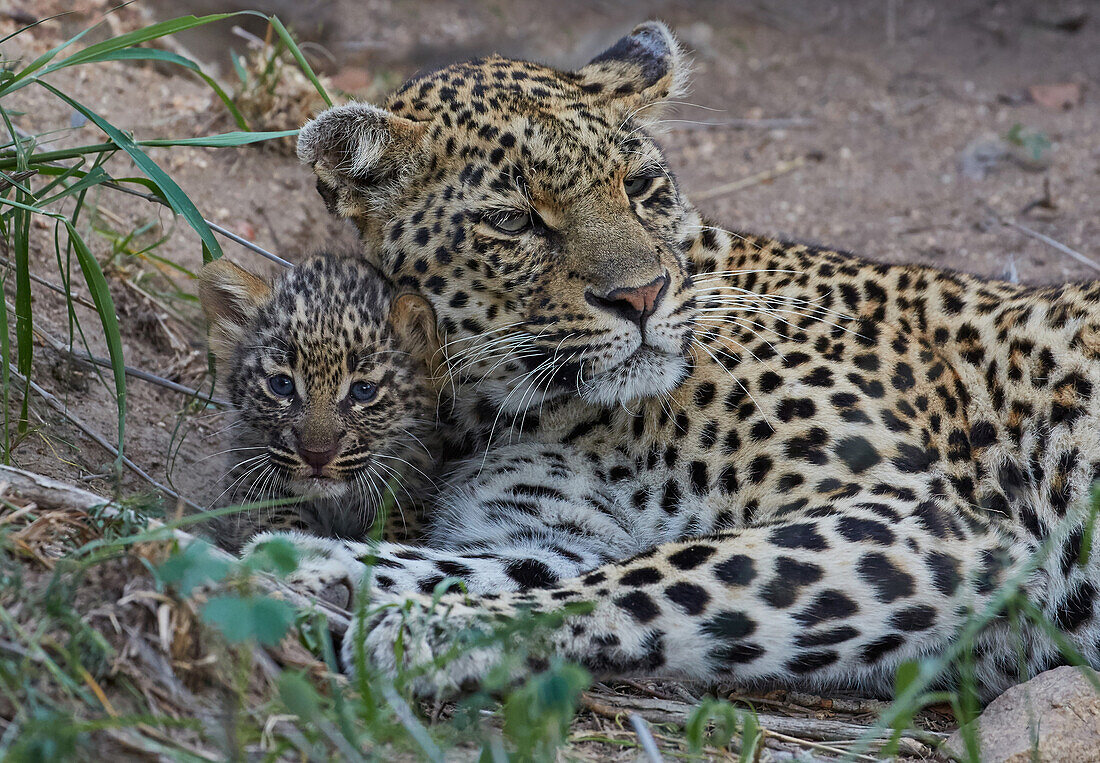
[290,21,1100,697]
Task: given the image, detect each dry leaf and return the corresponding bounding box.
[1028,82,1082,110]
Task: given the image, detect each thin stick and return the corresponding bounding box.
[1003,219,1100,274]
[0,254,99,310]
[0,464,352,633]
[667,117,814,131]
[72,348,227,407]
[100,181,293,268]
[7,362,204,513]
[692,157,807,202]
[629,714,664,763]
[5,124,293,268]
[3,299,227,406]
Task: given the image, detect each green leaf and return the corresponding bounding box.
[430,576,466,605]
[0,266,10,462]
[67,221,127,465]
[37,165,110,207]
[202,594,296,646]
[685,697,742,753]
[738,711,761,763]
[155,540,231,596]
[201,595,254,642]
[249,596,298,645]
[1081,486,1100,567]
[502,660,588,760]
[277,670,322,719]
[40,82,224,260]
[11,192,31,437]
[244,536,300,576]
[2,16,102,95]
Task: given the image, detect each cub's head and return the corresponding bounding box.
[298,22,699,410]
[199,254,440,519]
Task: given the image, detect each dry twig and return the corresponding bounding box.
[0,464,352,633]
[693,157,808,202]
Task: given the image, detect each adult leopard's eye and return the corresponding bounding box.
[624,175,655,197]
[268,374,295,397]
[486,210,532,234]
[350,381,378,403]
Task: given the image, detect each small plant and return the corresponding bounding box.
[685,696,761,759]
[230,31,339,153]
[0,9,318,477]
[1005,123,1052,162]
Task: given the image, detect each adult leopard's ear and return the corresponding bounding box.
[389,293,442,379]
[297,102,428,218]
[198,259,272,371]
[574,21,690,121]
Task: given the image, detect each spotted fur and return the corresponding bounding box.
[271,22,1100,698]
[199,254,444,550]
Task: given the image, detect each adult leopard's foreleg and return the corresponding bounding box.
[255,443,644,598]
[348,507,1069,698]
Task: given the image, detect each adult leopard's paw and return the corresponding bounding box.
[246,530,365,608]
[340,593,508,696]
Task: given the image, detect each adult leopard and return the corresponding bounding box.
[271,22,1100,697]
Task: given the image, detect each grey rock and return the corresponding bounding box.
[946,665,1100,762]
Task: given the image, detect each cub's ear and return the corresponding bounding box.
[575,21,690,123]
[297,102,428,218]
[389,293,442,379]
[198,259,272,371]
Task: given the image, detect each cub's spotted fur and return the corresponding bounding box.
[200,254,442,550]
[264,22,1099,698]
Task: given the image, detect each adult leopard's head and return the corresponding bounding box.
[298,22,698,410]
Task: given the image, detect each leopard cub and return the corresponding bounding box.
[199,253,444,551]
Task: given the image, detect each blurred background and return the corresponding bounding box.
[139,0,1098,283]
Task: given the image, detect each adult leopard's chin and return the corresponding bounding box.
[578,346,689,406]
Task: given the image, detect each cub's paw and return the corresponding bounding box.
[245,530,364,608]
[340,592,507,696]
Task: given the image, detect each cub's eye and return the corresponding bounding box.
[624,175,656,197]
[350,381,378,403]
[268,374,295,397]
[485,210,532,235]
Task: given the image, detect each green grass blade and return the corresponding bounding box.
[0,144,117,169]
[37,166,110,207]
[25,159,87,201]
[0,269,9,463]
[40,82,223,261]
[41,13,236,73]
[67,47,249,130]
[2,17,102,94]
[11,191,31,436]
[0,10,77,47]
[66,222,127,474]
[140,130,299,148]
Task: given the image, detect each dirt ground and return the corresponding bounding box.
[1,0,1098,755]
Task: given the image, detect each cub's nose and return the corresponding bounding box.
[586,272,669,329]
[297,444,338,470]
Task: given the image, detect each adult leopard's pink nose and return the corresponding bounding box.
[586,272,669,328]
